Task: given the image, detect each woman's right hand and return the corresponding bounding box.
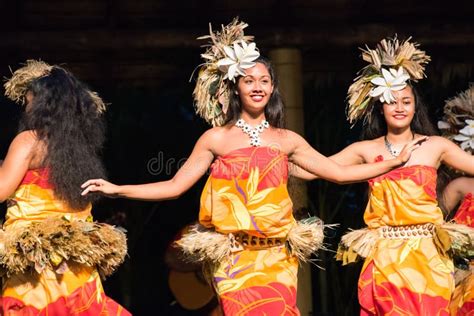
[81,178,120,197]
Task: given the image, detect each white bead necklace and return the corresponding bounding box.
[235,118,270,147]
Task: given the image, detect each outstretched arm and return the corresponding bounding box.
[81,131,215,201]
[289,131,426,184]
[0,131,36,201]
[289,142,368,180]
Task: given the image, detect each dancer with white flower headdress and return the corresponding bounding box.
[81,20,424,314]
[304,36,473,315]
[437,85,474,315]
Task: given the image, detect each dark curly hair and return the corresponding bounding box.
[362,83,437,140]
[19,66,106,209]
[223,57,285,128]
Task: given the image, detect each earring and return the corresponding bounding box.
[234,91,239,95]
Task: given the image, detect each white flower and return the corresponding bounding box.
[369,67,411,103]
[217,41,260,82]
[236,119,245,128]
[249,129,259,137]
[454,119,474,150]
[437,121,450,129]
[250,138,261,147]
[243,125,252,133]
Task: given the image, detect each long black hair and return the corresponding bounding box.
[362,83,437,140]
[223,57,285,128]
[19,66,106,209]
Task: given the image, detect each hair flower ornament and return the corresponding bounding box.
[192,18,259,127]
[438,85,474,153]
[346,36,430,125]
[369,67,410,104]
[217,41,260,82]
[454,119,474,151]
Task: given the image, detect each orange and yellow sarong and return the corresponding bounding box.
[1,169,130,315]
[451,193,474,316]
[199,146,299,315]
[354,165,454,315]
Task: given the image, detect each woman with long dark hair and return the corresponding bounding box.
[0,60,129,315]
[81,20,423,315]
[327,37,474,315]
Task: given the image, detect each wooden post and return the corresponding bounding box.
[269,48,313,316]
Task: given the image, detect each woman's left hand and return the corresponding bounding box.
[81,178,120,197]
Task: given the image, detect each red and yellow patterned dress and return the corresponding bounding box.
[199,146,300,315]
[1,169,130,315]
[451,192,474,315]
[358,165,454,315]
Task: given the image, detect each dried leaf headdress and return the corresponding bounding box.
[4,59,106,114]
[193,18,260,127]
[347,36,431,125]
[438,85,474,153]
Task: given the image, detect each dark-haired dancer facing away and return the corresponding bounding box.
[0,60,130,315]
[81,21,423,315]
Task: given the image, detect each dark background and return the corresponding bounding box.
[0,1,473,315]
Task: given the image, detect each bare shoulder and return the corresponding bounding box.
[2,131,39,168]
[421,135,455,153]
[343,138,381,156]
[347,139,379,151]
[274,128,306,151]
[425,135,449,146]
[10,130,37,150]
[277,128,302,141]
[200,126,226,141]
[198,126,231,153]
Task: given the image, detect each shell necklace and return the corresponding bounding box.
[384,132,414,157]
[235,118,270,147]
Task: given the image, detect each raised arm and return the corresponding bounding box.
[438,137,474,175]
[0,131,36,201]
[288,131,425,184]
[81,131,215,201]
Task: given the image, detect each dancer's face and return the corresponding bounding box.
[382,86,415,130]
[236,62,274,115]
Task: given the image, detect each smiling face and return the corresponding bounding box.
[236,62,274,115]
[382,85,416,130]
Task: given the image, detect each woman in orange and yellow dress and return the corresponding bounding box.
[81,21,423,315]
[0,61,129,315]
[328,37,474,315]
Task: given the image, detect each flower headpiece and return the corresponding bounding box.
[4,59,106,114]
[438,85,474,153]
[347,36,431,125]
[192,18,260,127]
